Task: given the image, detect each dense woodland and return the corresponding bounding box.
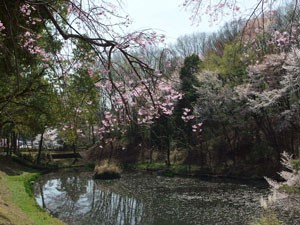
[0,0,300,177]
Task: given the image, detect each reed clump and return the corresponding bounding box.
[93,160,121,179]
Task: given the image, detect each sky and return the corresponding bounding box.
[124,0,216,43]
[123,0,258,43]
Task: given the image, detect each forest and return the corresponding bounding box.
[1,0,299,175]
[0,0,300,224]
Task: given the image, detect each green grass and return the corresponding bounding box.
[6,172,65,225]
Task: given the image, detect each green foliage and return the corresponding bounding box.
[24,173,40,197]
[279,184,300,194]
[202,52,222,72]
[56,39,101,147]
[291,159,300,172]
[219,43,247,83]
[179,54,201,97]
[0,1,65,154]
[180,54,201,81]
[203,42,247,85]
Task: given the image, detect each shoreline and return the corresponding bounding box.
[0,156,65,225]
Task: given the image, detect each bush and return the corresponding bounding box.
[21,153,35,163]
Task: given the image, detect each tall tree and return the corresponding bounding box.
[173,54,201,149]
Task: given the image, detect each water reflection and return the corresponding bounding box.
[35,173,144,225]
[35,171,269,225]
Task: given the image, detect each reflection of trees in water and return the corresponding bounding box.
[35,173,268,225]
[35,174,149,225]
[85,181,145,225]
[58,176,87,202]
[35,173,90,221]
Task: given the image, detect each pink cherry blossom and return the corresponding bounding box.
[0,20,5,32]
[181,108,195,123]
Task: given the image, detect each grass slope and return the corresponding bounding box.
[0,156,65,225]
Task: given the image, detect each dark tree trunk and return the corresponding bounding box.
[92,125,95,145]
[166,141,171,167]
[12,132,17,154]
[36,131,44,165]
[6,137,11,156]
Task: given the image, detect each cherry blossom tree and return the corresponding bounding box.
[0,0,184,150]
[183,0,280,24]
[183,0,243,24]
[241,49,300,158]
[262,152,300,222]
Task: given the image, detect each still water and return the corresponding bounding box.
[34,171,269,225]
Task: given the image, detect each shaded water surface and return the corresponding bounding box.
[34,171,269,225]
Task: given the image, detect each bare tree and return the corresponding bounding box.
[172,32,207,58]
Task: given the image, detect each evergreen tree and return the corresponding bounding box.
[174,54,201,147]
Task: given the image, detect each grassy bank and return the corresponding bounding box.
[0,156,65,225]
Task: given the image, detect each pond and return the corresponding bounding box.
[34,170,269,225]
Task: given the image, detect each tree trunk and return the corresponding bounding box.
[72,143,77,154]
[149,147,153,163]
[92,125,95,145]
[36,131,45,165]
[12,132,17,154]
[6,137,11,156]
[166,141,171,167]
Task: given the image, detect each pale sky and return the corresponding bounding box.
[123,0,269,43]
[124,0,217,43]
